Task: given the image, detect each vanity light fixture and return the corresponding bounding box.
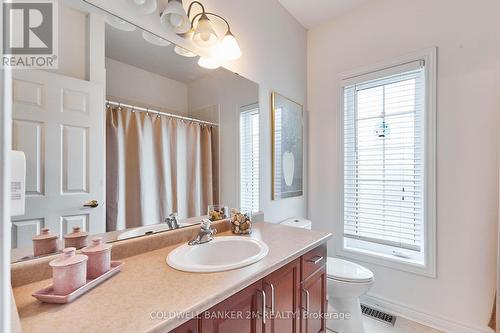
[131,0,158,14]
[160,0,191,34]
[190,10,242,60]
[160,0,242,63]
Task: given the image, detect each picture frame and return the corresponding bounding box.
[271,92,303,200]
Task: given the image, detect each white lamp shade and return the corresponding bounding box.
[220,32,241,60]
[174,45,197,57]
[160,0,190,34]
[198,56,220,69]
[142,31,171,46]
[131,0,157,14]
[192,14,218,47]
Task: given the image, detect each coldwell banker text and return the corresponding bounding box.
[2,0,58,69]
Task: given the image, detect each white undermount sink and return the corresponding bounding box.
[166,236,269,273]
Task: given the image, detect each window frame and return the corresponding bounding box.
[238,103,260,213]
[336,48,437,278]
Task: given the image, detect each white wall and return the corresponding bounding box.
[48,5,88,80]
[188,70,259,209]
[308,0,500,331]
[85,0,308,222]
[105,58,188,115]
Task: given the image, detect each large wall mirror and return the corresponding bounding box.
[10,0,259,262]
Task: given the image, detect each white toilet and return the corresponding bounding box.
[279,218,374,333]
[326,257,374,333]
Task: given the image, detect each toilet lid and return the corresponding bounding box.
[327,257,374,283]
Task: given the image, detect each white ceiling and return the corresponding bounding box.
[277,0,372,29]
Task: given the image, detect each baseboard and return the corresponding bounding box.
[361,293,494,333]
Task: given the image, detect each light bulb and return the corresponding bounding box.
[220,31,241,60]
[193,14,218,47]
[201,32,211,42]
[169,13,183,28]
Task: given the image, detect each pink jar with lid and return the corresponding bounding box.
[82,237,112,279]
[32,228,58,256]
[63,226,89,249]
[49,247,88,295]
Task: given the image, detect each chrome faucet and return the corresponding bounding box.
[188,219,217,246]
[165,213,179,230]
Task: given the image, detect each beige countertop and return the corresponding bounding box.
[12,222,331,333]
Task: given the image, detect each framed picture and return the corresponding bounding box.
[271,92,303,200]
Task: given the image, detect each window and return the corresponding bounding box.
[240,104,259,213]
[339,49,436,276]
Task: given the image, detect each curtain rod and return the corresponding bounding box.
[106,100,219,127]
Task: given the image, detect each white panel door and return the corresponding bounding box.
[11,70,105,247]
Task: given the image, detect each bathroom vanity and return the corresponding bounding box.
[7,2,327,332]
[12,222,331,333]
[173,243,327,333]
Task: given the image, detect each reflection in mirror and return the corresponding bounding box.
[10,0,259,262]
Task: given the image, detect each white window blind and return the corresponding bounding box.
[343,62,425,252]
[240,106,259,212]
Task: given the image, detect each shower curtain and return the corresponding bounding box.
[106,105,218,231]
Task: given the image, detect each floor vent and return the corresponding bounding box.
[360,303,397,326]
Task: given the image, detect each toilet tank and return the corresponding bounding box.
[280,218,312,230]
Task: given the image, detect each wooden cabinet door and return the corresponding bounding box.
[263,259,300,333]
[201,281,264,333]
[301,267,327,333]
[171,318,199,333]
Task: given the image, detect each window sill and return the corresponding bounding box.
[336,239,436,278]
